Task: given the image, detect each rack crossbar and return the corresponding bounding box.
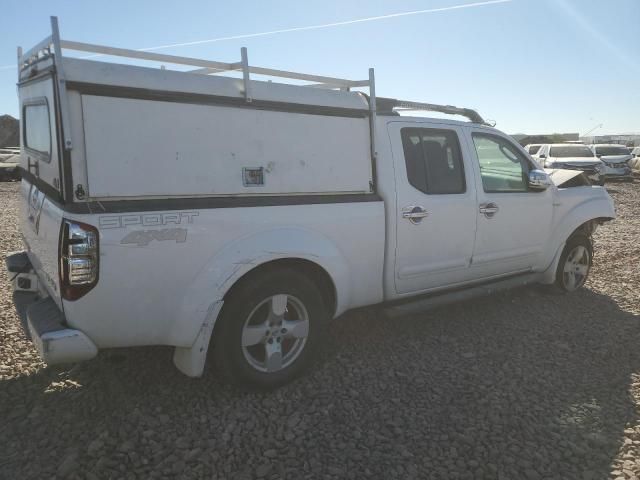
[59,40,235,72]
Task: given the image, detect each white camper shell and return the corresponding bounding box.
[8,17,616,388]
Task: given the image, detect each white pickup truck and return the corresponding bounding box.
[7,18,615,388]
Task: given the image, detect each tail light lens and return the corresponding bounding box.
[59,219,99,300]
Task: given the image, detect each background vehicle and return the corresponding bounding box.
[524,144,542,156]
[590,144,633,181]
[6,18,616,388]
[537,144,606,185]
[0,147,20,181]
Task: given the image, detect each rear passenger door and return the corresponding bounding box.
[389,122,478,295]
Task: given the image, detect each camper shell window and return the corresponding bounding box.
[23,99,51,161]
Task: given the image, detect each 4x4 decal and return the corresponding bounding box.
[120,228,187,246]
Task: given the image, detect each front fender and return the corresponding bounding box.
[170,227,350,343]
[540,187,615,283]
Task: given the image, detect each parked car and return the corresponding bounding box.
[537,144,606,185]
[6,18,616,389]
[524,144,543,156]
[589,144,633,181]
[0,148,21,181]
[630,147,640,174]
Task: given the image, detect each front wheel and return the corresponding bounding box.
[554,235,593,292]
[213,269,327,389]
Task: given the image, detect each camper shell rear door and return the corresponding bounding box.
[18,71,65,198]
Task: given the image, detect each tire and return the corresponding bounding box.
[554,234,593,293]
[213,268,327,389]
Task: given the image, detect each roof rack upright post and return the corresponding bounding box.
[368,68,377,159]
[368,68,378,192]
[50,16,73,150]
[240,47,252,103]
[16,46,22,82]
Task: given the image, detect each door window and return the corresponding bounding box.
[472,134,530,193]
[401,128,465,195]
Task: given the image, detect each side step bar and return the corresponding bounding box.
[385,273,541,318]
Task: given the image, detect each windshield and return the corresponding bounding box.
[549,146,595,158]
[595,146,630,156]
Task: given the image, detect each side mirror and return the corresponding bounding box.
[596,153,602,158]
[529,169,552,191]
[539,154,546,159]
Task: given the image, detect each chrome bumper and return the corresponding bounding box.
[5,251,98,365]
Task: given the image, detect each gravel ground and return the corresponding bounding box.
[1,180,639,480]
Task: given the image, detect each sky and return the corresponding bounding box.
[0,0,638,135]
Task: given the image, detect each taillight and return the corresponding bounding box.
[59,219,99,300]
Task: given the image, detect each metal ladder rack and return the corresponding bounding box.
[17,16,489,160]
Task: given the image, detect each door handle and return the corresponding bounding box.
[402,206,429,224]
[479,202,499,218]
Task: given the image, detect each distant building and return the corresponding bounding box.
[580,134,640,147]
[511,132,579,146]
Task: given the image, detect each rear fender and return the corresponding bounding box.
[172,227,349,376]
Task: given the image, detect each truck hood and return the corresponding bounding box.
[545,168,584,186]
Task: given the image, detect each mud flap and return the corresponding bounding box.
[173,300,223,377]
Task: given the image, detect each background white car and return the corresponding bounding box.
[590,144,633,182]
[524,144,543,157]
[537,144,605,185]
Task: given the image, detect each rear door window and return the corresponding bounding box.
[23,100,51,161]
[401,127,466,195]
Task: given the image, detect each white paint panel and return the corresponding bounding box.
[82,95,372,198]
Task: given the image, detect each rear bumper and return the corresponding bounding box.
[5,251,98,365]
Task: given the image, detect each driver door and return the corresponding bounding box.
[465,129,553,278]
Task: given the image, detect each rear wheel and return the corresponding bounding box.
[213,269,327,389]
[554,235,592,292]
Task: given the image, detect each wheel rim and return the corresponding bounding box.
[562,245,590,291]
[241,294,310,373]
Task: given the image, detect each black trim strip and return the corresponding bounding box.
[18,170,382,213]
[66,82,369,119]
[64,193,383,214]
[19,168,64,204]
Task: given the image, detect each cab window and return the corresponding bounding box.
[401,127,466,195]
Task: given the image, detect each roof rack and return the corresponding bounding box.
[376,97,488,125]
[17,16,490,160]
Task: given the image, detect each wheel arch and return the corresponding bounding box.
[221,257,337,319]
[172,228,348,378]
[540,216,612,284]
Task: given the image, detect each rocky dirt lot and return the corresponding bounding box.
[1,180,639,480]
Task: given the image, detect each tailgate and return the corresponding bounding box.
[18,74,65,309]
[20,180,64,309]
